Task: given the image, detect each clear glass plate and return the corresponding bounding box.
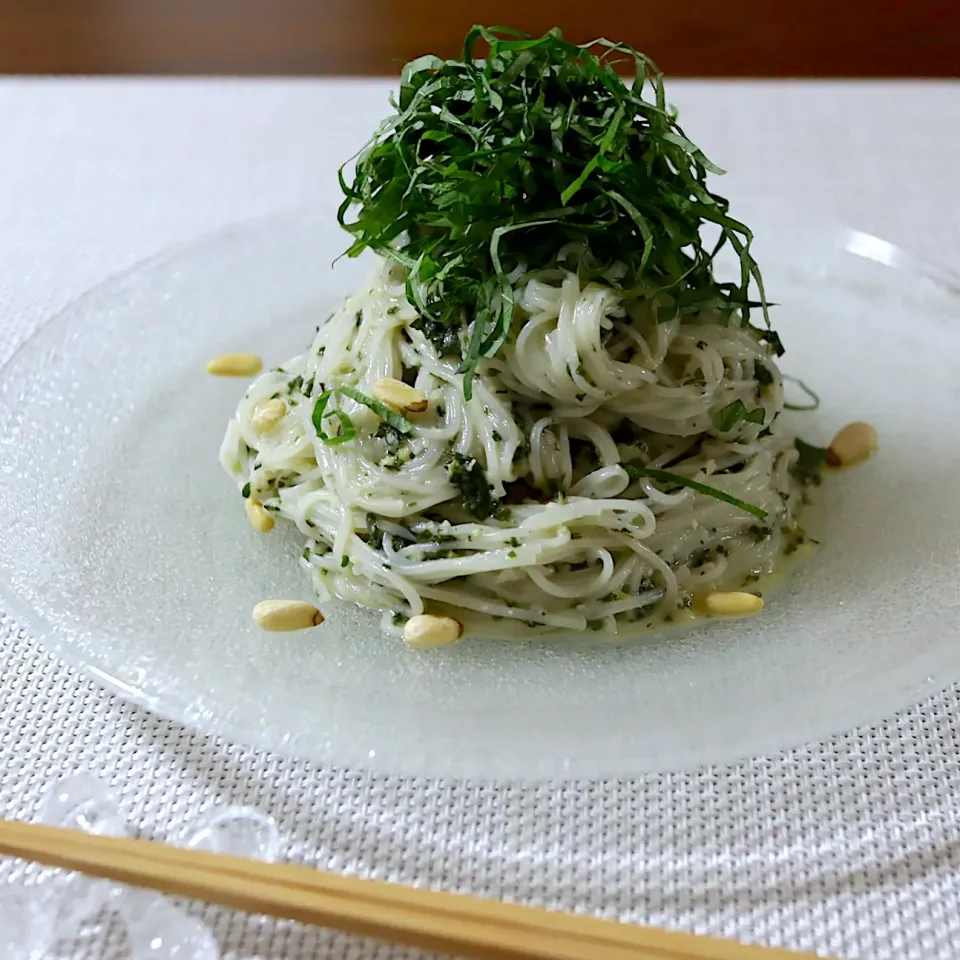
[0,205,957,779]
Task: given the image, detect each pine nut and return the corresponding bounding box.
[826,421,877,467]
[253,599,324,632]
[372,377,428,413]
[704,591,764,616]
[206,353,263,377]
[245,498,275,533]
[403,613,464,649]
[251,398,286,433]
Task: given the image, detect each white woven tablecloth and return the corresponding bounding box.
[2,79,960,960]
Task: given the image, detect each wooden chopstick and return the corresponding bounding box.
[0,820,824,960]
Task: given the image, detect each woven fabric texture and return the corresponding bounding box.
[1,79,959,960]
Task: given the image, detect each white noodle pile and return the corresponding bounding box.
[221,255,808,637]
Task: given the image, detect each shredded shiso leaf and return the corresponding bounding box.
[338,25,774,398]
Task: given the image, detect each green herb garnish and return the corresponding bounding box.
[413,525,456,544]
[448,453,497,520]
[310,385,414,447]
[339,25,773,398]
[413,316,462,357]
[791,438,828,484]
[375,420,405,455]
[241,482,251,499]
[623,462,767,519]
[759,329,785,357]
[339,384,413,434]
[311,391,357,445]
[712,399,765,432]
[366,513,385,550]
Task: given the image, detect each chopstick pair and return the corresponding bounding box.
[0,819,825,960]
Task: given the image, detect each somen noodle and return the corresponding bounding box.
[219,26,829,639]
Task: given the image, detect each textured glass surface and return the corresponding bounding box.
[0,774,269,958]
[0,207,958,778]
[186,807,280,863]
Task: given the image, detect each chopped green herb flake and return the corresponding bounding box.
[413,317,462,357]
[376,420,405,455]
[448,453,497,520]
[366,514,385,550]
[241,482,251,499]
[712,399,764,432]
[760,329,785,357]
[755,363,774,387]
[792,438,828,485]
